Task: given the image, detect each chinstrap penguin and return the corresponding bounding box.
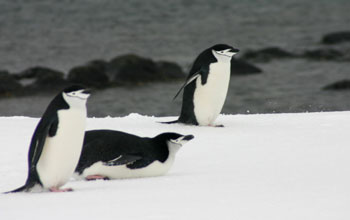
[6,85,91,193]
[74,130,194,180]
[165,44,239,126]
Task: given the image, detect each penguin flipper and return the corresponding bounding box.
[173,66,209,100]
[29,115,58,169]
[7,115,59,194]
[103,154,142,166]
[173,74,200,100]
[126,159,154,169]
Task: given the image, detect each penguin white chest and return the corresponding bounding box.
[193,62,231,125]
[36,108,86,188]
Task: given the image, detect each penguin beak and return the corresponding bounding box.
[78,89,91,99]
[82,89,91,95]
[230,48,240,53]
[228,48,239,56]
[183,135,194,141]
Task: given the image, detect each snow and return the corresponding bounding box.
[1,112,350,220]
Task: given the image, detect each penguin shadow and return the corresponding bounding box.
[68,175,181,193]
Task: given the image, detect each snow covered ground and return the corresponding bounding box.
[1,112,350,220]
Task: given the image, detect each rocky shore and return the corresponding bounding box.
[0,54,262,98]
[1,31,350,98]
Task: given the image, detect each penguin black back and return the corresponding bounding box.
[76,130,175,171]
[75,130,194,180]
[76,130,152,173]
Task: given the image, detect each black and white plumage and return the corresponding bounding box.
[74,130,194,180]
[7,85,90,193]
[168,44,239,126]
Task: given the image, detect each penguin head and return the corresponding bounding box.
[168,133,194,146]
[211,44,239,62]
[155,132,194,153]
[62,85,91,107]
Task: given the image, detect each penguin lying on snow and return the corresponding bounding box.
[74,130,194,180]
[165,44,239,126]
[6,85,90,193]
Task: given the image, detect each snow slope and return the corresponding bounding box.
[1,112,350,220]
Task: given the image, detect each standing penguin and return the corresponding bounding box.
[167,44,239,126]
[74,130,194,180]
[6,85,90,193]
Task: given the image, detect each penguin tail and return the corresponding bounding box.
[4,185,28,194]
[4,181,36,194]
[158,120,179,124]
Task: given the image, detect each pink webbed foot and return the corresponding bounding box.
[86,175,109,181]
[49,187,73,192]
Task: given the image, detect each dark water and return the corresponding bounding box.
[0,0,350,117]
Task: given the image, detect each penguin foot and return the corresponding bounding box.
[49,187,73,192]
[86,175,109,181]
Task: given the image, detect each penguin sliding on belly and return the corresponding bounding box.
[165,44,239,126]
[74,130,194,180]
[6,85,90,193]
